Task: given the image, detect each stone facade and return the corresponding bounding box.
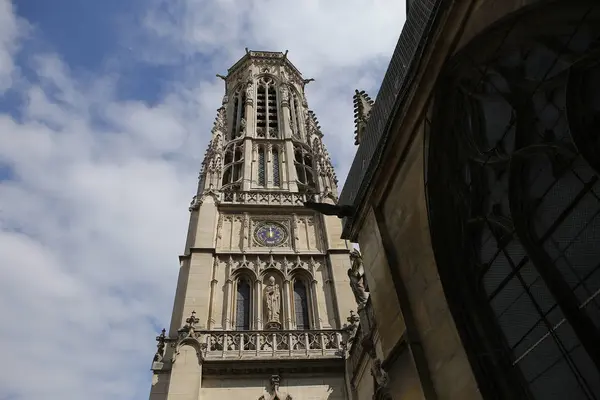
[148,50,357,400]
[340,0,600,399]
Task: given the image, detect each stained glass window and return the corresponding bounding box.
[235,279,251,330]
[294,281,310,329]
[258,148,265,186]
[272,148,280,186]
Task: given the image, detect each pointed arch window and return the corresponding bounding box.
[293,144,315,192]
[258,146,266,186]
[293,280,310,330]
[230,88,247,140]
[222,141,244,189]
[256,76,279,138]
[235,277,252,331]
[272,147,281,187]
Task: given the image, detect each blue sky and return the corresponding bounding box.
[0,0,406,399]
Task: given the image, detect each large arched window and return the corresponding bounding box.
[229,88,246,140]
[293,280,310,330]
[293,144,315,192]
[222,141,244,190]
[234,277,252,331]
[256,76,279,139]
[427,3,600,399]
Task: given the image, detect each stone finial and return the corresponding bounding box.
[347,310,360,326]
[153,328,167,362]
[305,110,323,139]
[353,89,375,145]
[185,311,199,330]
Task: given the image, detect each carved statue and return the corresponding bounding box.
[348,269,368,305]
[371,359,389,389]
[348,250,369,305]
[246,80,254,101]
[264,276,281,323]
[280,84,289,103]
[240,117,247,134]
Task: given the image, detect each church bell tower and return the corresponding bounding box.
[148,50,357,400]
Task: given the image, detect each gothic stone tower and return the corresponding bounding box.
[148,50,357,400]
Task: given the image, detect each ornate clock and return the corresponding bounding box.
[254,222,287,247]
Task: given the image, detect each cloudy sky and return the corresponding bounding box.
[0,0,405,398]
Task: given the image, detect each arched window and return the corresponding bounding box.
[293,144,315,192]
[289,91,303,140]
[222,141,244,189]
[427,4,600,399]
[272,147,281,187]
[256,76,279,138]
[257,146,266,186]
[230,88,247,140]
[293,280,310,330]
[235,277,252,331]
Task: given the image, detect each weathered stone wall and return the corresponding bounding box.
[200,374,346,400]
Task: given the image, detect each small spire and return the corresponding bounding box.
[353,89,375,145]
[153,328,167,362]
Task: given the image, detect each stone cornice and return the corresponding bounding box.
[179,247,216,261]
[202,358,344,376]
[325,248,352,255]
[227,50,303,79]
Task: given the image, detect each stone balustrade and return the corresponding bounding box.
[221,191,316,206]
[199,329,345,360]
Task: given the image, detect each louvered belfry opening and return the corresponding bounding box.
[427,2,600,399]
[294,144,315,193]
[290,92,303,140]
[256,76,279,139]
[272,146,281,187]
[230,89,246,140]
[258,145,266,186]
[222,141,244,189]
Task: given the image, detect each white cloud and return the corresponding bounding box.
[0,0,28,92]
[0,0,405,399]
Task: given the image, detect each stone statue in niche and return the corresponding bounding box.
[264,276,282,329]
[348,249,369,305]
[246,80,254,101]
[280,84,289,103]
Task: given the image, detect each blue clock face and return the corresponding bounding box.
[255,222,287,246]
